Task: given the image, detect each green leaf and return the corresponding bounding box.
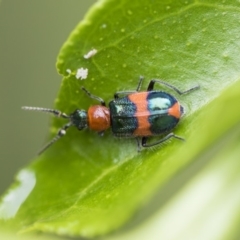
[1,0,240,238]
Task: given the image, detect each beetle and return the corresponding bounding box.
[22,76,199,154]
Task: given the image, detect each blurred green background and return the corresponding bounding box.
[0,0,96,194]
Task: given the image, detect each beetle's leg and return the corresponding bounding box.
[141,133,185,148]
[147,79,200,95]
[98,131,105,136]
[114,76,144,99]
[81,87,106,106]
[136,76,144,91]
[135,137,142,152]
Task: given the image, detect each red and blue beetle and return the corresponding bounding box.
[22,77,199,154]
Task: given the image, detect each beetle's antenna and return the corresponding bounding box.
[22,106,72,155]
[22,106,69,119]
[37,122,72,155]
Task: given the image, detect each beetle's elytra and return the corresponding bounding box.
[22,76,199,154]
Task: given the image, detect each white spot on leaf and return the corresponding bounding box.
[76,68,88,80]
[0,170,36,219]
[84,49,97,59]
[66,69,71,74]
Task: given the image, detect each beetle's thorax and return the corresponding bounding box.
[87,105,111,132]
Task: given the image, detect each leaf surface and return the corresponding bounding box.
[1,0,240,238]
